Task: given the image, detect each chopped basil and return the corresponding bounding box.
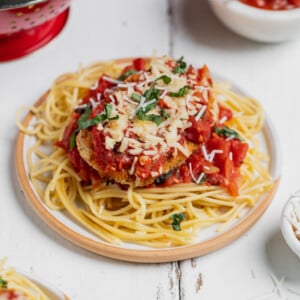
[136,105,169,126]
[173,56,187,74]
[78,106,92,123]
[169,85,191,97]
[0,277,8,289]
[118,69,137,81]
[170,213,185,231]
[144,83,160,101]
[69,104,118,149]
[105,103,113,117]
[156,75,171,84]
[160,108,169,119]
[78,113,107,130]
[69,132,77,149]
[78,104,118,130]
[131,93,142,102]
[137,113,163,126]
[214,126,243,141]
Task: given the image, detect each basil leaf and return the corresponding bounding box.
[131,93,142,102]
[105,103,113,117]
[0,277,8,289]
[170,213,185,231]
[69,131,77,149]
[156,75,171,84]
[169,85,191,97]
[69,104,118,149]
[173,56,187,74]
[143,114,163,126]
[69,106,92,149]
[144,83,160,101]
[137,113,161,125]
[78,114,107,130]
[160,108,169,119]
[78,106,92,123]
[78,104,118,130]
[214,126,243,141]
[118,69,137,81]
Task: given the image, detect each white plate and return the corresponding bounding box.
[10,269,68,300]
[15,75,281,263]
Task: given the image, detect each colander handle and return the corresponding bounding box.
[0,0,48,10]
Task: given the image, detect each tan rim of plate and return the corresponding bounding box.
[15,58,281,263]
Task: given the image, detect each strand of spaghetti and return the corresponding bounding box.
[81,210,190,244]
[55,179,121,243]
[217,202,248,232]
[138,189,221,199]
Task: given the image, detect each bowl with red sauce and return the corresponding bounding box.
[0,0,71,62]
[208,0,300,42]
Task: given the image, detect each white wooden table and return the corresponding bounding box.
[1,1,300,299]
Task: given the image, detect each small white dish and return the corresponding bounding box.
[281,191,300,258]
[208,0,300,42]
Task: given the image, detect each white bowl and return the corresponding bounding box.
[281,191,300,258]
[208,0,300,42]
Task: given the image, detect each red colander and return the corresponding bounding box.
[0,0,71,62]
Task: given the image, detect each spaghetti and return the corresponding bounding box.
[0,258,49,300]
[17,56,273,247]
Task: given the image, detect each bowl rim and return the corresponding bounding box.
[0,0,47,11]
[281,191,300,258]
[209,0,300,19]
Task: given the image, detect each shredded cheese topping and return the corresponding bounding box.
[86,56,214,175]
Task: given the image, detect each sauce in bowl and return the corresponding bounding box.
[240,0,300,10]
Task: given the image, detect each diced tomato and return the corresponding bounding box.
[89,75,116,99]
[185,112,214,144]
[231,139,248,167]
[133,58,146,71]
[188,152,205,174]
[228,181,239,196]
[219,105,233,122]
[197,65,212,86]
[206,135,230,163]
[158,99,170,108]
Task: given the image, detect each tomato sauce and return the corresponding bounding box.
[240,0,300,10]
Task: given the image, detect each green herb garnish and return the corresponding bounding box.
[214,126,243,141]
[78,104,118,130]
[135,81,171,125]
[69,132,77,149]
[118,69,137,81]
[136,104,169,126]
[169,85,191,97]
[131,93,142,102]
[156,75,171,84]
[0,277,8,289]
[173,56,187,74]
[160,108,169,119]
[144,82,160,101]
[170,213,185,231]
[136,112,163,126]
[69,104,118,149]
